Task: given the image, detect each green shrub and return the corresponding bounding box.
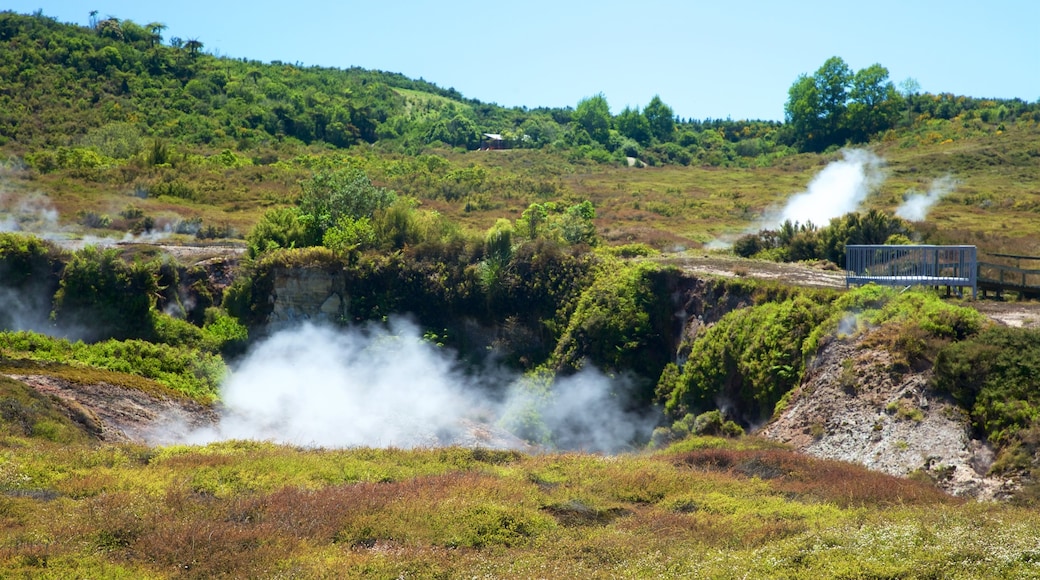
[660,294,830,425]
[550,260,677,392]
[933,327,1040,447]
[52,246,157,341]
[0,331,224,402]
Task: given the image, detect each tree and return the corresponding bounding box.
[146,22,166,47]
[785,56,885,152]
[573,93,611,146]
[52,246,158,341]
[246,207,308,257]
[96,17,122,41]
[814,56,852,145]
[784,73,825,151]
[184,38,203,59]
[644,95,675,142]
[298,166,396,245]
[615,106,651,145]
[899,77,921,125]
[846,64,901,141]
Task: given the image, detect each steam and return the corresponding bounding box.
[895,175,959,222]
[772,149,885,228]
[168,321,654,452]
[707,149,887,249]
[0,192,60,233]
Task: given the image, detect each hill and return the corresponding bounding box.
[3,10,1037,254]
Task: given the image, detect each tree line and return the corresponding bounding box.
[1,10,1037,170]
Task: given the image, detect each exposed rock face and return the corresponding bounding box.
[267,268,347,330]
[758,334,1014,500]
[8,374,219,444]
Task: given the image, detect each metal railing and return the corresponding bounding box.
[845,245,977,298]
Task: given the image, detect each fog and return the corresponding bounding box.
[168,320,656,452]
[0,191,59,234]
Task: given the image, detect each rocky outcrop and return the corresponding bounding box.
[266,268,348,330]
[758,334,1014,500]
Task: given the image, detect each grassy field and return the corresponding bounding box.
[6,119,1036,257]
[3,410,1040,579]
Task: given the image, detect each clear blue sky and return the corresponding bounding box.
[8,1,1039,121]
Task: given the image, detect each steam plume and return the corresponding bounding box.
[895,175,959,221]
[0,192,59,233]
[772,149,885,228]
[168,321,654,452]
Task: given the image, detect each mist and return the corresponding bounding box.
[895,175,959,222]
[0,191,59,234]
[771,149,885,228]
[167,320,655,452]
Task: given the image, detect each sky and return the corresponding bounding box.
[7,1,1039,121]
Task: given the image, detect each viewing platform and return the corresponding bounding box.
[845,245,978,298]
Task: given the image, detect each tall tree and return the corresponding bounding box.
[146,22,166,48]
[846,64,901,142]
[784,73,825,151]
[573,93,611,146]
[899,77,921,125]
[616,106,651,145]
[813,56,852,145]
[184,38,203,59]
[644,95,675,142]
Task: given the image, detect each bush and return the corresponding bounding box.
[659,294,831,425]
[933,327,1040,447]
[52,246,157,341]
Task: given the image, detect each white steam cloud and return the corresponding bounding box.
[708,149,887,249]
[895,174,959,222]
[167,321,654,452]
[772,149,885,228]
[0,192,60,233]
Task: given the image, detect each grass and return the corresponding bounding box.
[5,120,1039,258]
[1,416,1039,578]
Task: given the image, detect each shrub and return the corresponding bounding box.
[52,246,157,341]
[933,327,1040,447]
[660,294,830,426]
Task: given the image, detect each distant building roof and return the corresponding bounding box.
[483,133,504,140]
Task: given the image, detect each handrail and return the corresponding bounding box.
[845,245,977,298]
[985,252,1040,261]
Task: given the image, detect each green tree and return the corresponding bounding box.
[615,106,651,146]
[644,95,675,142]
[557,201,598,246]
[846,64,901,142]
[573,93,611,146]
[184,38,203,59]
[898,77,921,125]
[785,56,853,151]
[146,22,166,48]
[298,166,397,245]
[52,246,158,341]
[814,56,852,145]
[784,73,825,151]
[246,207,308,257]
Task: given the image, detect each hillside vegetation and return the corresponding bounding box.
[3,9,1040,577]
[2,11,1038,253]
[7,415,1040,578]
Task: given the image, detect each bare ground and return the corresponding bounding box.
[757,336,1015,500]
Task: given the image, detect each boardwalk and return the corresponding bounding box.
[846,246,1040,299]
[978,253,1040,299]
[845,245,978,298]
